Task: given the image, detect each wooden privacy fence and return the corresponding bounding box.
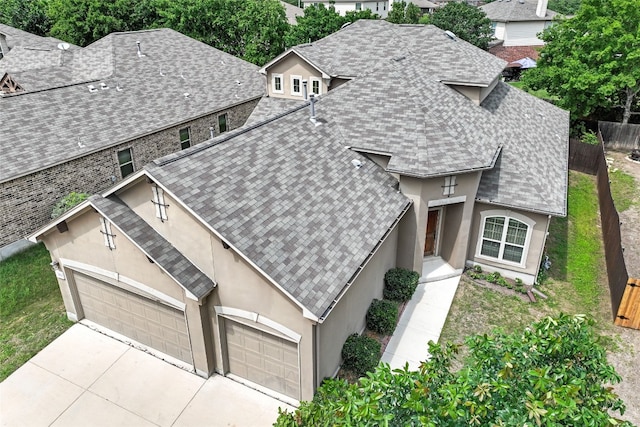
[616,279,640,329]
[568,138,638,327]
[599,121,640,151]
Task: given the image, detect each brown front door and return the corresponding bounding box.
[424,209,439,256]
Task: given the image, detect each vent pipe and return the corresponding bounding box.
[309,93,316,123]
[136,41,144,57]
[536,0,548,17]
[302,80,308,100]
[209,127,215,139]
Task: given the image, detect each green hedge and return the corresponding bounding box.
[384,268,419,301]
[341,333,381,376]
[366,299,398,335]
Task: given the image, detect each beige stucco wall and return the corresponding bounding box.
[398,171,482,272]
[468,202,551,284]
[38,207,212,373]
[266,53,328,99]
[117,180,315,401]
[316,226,399,382]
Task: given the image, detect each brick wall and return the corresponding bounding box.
[0,98,260,247]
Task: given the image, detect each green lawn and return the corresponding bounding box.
[0,244,72,381]
[609,168,638,213]
[440,171,614,346]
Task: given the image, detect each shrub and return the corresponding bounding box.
[384,268,419,301]
[473,265,482,273]
[341,333,381,376]
[366,299,398,335]
[51,192,90,218]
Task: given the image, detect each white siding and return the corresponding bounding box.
[504,21,547,46]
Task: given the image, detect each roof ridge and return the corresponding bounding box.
[152,100,311,167]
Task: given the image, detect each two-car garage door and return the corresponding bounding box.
[73,272,192,364]
[225,318,300,399]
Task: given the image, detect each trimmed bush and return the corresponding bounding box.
[366,299,398,335]
[383,268,419,301]
[341,333,381,376]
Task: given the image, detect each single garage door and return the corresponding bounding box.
[225,319,299,399]
[74,272,192,364]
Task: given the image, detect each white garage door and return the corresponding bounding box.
[74,272,192,364]
[225,319,299,399]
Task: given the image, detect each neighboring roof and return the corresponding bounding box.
[0,28,264,183]
[412,0,440,9]
[262,20,506,86]
[489,44,541,62]
[0,23,73,52]
[480,0,557,22]
[145,107,411,319]
[89,194,216,299]
[280,1,304,25]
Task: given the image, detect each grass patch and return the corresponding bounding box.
[0,244,72,381]
[441,171,609,348]
[609,168,638,213]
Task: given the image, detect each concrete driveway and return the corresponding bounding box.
[0,324,294,427]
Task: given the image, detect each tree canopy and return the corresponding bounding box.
[522,0,640,123]
[0,0,51,37]
[275,314,631,426]
[387,1,422,24]
[548,0,582,15]
[285,3,377,47]
[424,1,493,49]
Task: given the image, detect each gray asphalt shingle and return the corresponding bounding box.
[146,107,411,318]
[0,28,264,183]
[89,194,215,299]
[480,0,558,22]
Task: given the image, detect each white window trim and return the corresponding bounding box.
[290,75,302,97]
[309,76,322,95]
[99,217,116,250]
[475,210,535,268]
[179,127,191,149]
[152,185,168,221]
[272,73,284,94]
[117,147,134,178]
[443,175,456,196]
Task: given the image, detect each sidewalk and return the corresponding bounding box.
[380,258,461,370]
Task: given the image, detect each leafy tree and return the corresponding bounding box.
[427,1,493,49]
[548,0,582,15]
[48,0,161,46]
[275,314,631,426]
[387,1,422,24]
[51,192,89,218]
[158,0,289,65]
[285,4,377,47]
[0,0,51,37]
[522,0,640,123]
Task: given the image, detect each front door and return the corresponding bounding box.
[424,209,440,256]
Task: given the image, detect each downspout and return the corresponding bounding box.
[535,214,552,286]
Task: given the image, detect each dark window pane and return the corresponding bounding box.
[120,162,134,178]
[219,114,227,133]
[118,149,131,165]
[481,240,500,258]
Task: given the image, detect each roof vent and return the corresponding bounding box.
[519,0,525,3]
[87,84,98,93]
[136,41,145,57]
[351,159,363,169]
[184,92,190,99]
[100,82,109,90]
[341,21,352,29]
[444,30,457,40]
[116,82,123,91]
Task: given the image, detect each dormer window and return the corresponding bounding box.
[99,217,116,250]
[152,185,168,221]
[291,75,302,96]
[442,176,457,196]
[310,77,321,95]
[272,73,283,94]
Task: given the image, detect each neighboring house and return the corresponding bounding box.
[30,20,569,403]
[308,0,389,18]
[481,0,557,47]
[412,0,440,14]
[0,26,264,248]
[281,1,304,24]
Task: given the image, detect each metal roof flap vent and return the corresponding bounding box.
[87,84,98,92]
[444,30,457,41]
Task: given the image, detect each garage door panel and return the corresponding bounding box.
[74,273,191,364]
[224,319,299,399]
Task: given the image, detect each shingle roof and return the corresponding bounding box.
[244,96,306,126]
[89,194,215,299]
[0,28,264,183]
[480,0,557,22]
[280,1,304,25]
[0,24,72,51]
[282,20,506,86]
[146,107,411,319]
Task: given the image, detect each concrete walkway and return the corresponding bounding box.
[381,258,461,370]
[0,324,293,427]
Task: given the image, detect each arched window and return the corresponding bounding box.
[478,213,533,265]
